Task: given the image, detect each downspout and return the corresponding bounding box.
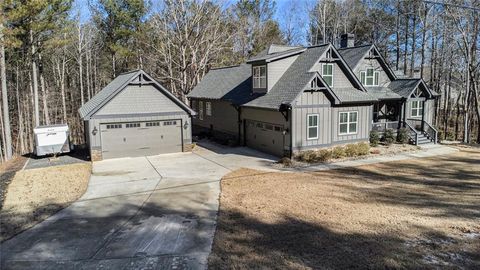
[289,109,293,159]
[237,105,242,146]
[232,104,243,145]
[421,99,426,132]
[279,102,292,159]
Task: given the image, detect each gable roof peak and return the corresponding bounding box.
[79,69,195,119]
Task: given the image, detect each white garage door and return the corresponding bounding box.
[245,119,285,157]
[100,120,182,159]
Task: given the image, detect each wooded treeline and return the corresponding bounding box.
[0,0,479,162]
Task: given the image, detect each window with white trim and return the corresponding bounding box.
[206,102,212,116]
[321,64,333,87]
[253,65,266,88]
[307,114,319,140]
[339,111,358,135]
[199,100,204,120]
[360,68,379,86]
[411,100,423,117]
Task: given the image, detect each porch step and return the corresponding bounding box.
[416,133,432,145]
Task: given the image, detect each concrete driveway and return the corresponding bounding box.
[0,146,277,269]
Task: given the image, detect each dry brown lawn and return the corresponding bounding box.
[0,156,27,208]
[0,163,91,242]
[209,146,480,269]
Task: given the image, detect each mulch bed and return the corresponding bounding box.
[0,156,27,209]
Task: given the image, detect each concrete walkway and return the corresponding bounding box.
[0,152,231,269]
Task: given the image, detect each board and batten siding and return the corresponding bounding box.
[87,113,191,151]
[95,85,183,116]
[405,98,434,124]
[267,55,299,91]
[291,91,372,151]
[292,91,332,149]
[191,99,239,136]
[331,105,372,142]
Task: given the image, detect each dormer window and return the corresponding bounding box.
[360,68,379,86]
[253,65,266,88]
[321,63,333,87]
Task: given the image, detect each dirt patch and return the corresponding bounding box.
[0,156,27,209]
[0,163,91,242]
[210,148,480,269]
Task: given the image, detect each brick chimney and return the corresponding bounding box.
[340,33,355,48]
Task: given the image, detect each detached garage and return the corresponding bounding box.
[79,70,196,161]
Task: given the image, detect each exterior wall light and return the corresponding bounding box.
[184,121,189,130]
[92,126,98,136]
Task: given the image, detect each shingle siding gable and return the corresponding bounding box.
[95,84,185,116]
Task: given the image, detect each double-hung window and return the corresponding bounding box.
[199,101,204,120]
[360,68,379,86]
[411,100,423,117]
[206,102,212,116]
[253,66,266,88]
[322,64,333,87]
[307,114,319,140]
[339,111,358,135]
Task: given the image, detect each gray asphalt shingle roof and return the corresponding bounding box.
[388,79,423,98]
[337,45,372,70]
[247,47,305,63]
[187,64,260,105]
[334,88,377,103]
[79,70,139,118]
[268,44,303,54]
[367,87,403,100]
[190,43,439,110]
[243,45,330,109]
[388,79,440,98]
[244,45,377,109]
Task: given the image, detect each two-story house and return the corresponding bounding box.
[188,35,439,157]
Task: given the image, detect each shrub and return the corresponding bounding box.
[278,157,293,167]
[383,129,395,145]
[396,128,409,144]
[316,149,333,162]
[345,144,359,157]
[357,142,370,156]
[369,130,380,147]
[331,146,346,159]
[296,150,317,163]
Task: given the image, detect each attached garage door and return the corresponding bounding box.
[245,119,285,157]
[100,120,182,159]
